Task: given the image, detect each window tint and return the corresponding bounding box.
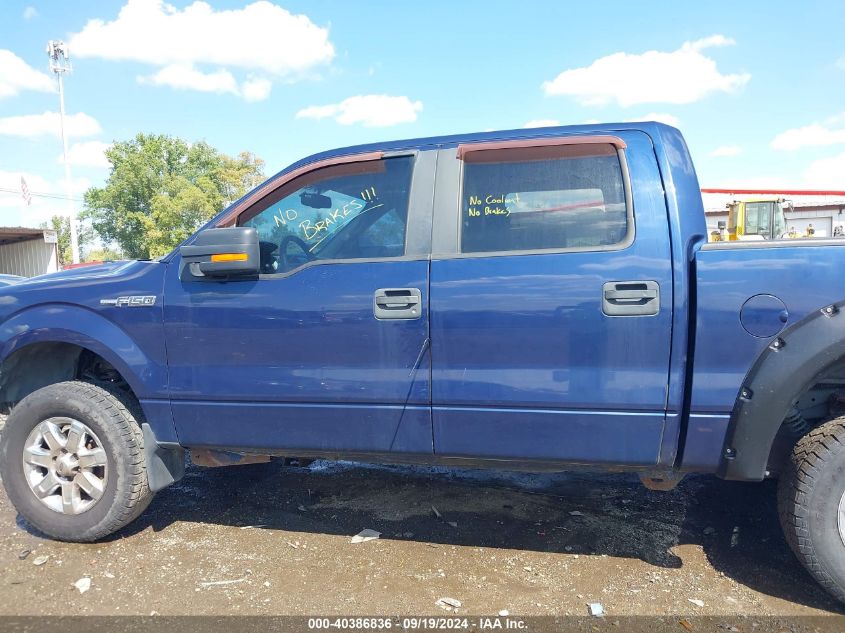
[460,144,629,253]
[239,156,413,273]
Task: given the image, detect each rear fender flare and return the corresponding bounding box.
[718,301,845,480]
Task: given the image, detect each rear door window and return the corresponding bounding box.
[460,143,630,253]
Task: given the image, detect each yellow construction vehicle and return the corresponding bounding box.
[708,198,790,242]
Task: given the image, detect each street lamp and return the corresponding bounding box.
[47,40,80,264]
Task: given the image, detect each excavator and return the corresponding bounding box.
[707,198,790,242]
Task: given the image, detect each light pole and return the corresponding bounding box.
[47,40,80,264]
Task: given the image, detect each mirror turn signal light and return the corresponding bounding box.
[210,253,249,263]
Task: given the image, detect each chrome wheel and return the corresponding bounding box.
[21,418,108,515]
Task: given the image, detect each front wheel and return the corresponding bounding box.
[0,381,153,542]
[778,417,845,603]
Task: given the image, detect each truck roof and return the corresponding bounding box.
[201,120,682,235]
[282,120,677,175]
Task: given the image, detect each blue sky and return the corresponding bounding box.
[1,0,845,228]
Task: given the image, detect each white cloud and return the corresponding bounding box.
[0,170,90,200]
[298,104,336,119]
[771,115,845,150]
[241,77,272,102]
[66,176,91,197]
[70,0,334,73]
[70,0,333,100]
[0,170,52,199]
[0,111,102,139]
[139,64,238,94]
[60,141,112,168]
[0,170,90,227]
[138,64,273,101]
[803,151,845,188]
[838,56,845,70]
[542,35,750,107]
[0,50,54,99]
[524,119,561,128]
[23,6,38,19]
[296,95,423,127]
[709,145,743,157]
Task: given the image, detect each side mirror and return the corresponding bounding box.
[180,227,260,278]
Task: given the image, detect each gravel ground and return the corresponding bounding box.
[0,448,843,623]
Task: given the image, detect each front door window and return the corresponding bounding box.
[238,156,414,273]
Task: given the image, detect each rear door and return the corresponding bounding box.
[163,151,435,455]
[429,132,673,465]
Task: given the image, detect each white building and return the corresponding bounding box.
[0,227,60,277]
[703,191,845,238]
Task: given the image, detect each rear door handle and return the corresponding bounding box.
[604,288,658,301]
[374,288,422,320]
[602,281,660,316]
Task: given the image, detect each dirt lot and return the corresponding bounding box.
[0,450,844,624]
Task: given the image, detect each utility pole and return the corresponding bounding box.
[47,40,80,264]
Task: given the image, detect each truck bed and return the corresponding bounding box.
[683,238,845,470]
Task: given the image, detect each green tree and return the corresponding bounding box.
[84,246,124,262]
[40,215,93,266]
[82,134,265,259]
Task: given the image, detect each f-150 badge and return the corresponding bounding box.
[100,295,157,307]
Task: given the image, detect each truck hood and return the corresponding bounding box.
[11,260,151,288]
[0,259,167,321]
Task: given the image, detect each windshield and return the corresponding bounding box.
[744,201,773,237]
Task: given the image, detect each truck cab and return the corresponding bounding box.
[3,122,845,603]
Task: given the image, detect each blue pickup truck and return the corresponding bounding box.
[1,122,845,601]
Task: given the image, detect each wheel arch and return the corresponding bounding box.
[0,303,161,402]
[0,305,183,492]
[718,300,845,480]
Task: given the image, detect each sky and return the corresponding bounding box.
[1,0,845,228]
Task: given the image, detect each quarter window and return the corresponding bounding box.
[238,156,413,273]
[460,143,629,253]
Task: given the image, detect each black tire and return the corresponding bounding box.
[0,381,152,542]
[778,417,845,603]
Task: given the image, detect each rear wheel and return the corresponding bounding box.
[0,381,152,542]
[778,417,845,603]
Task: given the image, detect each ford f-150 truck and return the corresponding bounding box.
[2,122,845,602]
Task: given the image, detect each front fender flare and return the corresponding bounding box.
[718,301,845,480]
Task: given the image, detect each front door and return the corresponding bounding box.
[163,151,435,455]
[429,132,673,465]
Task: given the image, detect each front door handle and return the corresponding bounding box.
[602,281,660,316]
[374,288,422,320]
